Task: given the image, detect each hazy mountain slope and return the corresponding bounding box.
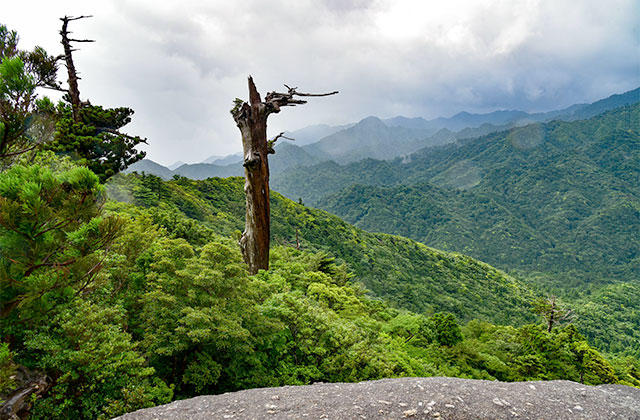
[302,116,443,164]
[206,153,242,165]
[173,162,243,179]
[273,159,403,205]
[316,105,640,287]
[167,160,185,170]
[269,142,322,173]
[283,123,353,146]
[123,158,176,180]
[545,87,640,122]
[127,88,639,183]
[383,87,640,130]
[383,110,532,131]
[125,143,321,181]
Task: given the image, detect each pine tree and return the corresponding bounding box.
[43,16,146,182]
[0,24,59,166]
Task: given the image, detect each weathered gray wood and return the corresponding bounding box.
[231,77,336,274]
[59,15,94,122]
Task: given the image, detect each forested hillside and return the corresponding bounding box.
[275,104,640,288]
[107,174,536,324]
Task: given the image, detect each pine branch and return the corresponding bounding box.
[96,127,148,144]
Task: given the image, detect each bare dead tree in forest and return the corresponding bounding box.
[533,295,574,332]
[231,77,337,274]
[59,15,94,122]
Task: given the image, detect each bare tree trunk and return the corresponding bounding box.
[235,77,270,274]
[231,77,337,274]
[59,16,94,122]
[547,300,555,332]
[533,295,573,333]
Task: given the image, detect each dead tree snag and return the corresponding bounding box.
[231,77,337,274]
[59,15,94,122]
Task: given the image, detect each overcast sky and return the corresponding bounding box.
[5,0,639,166]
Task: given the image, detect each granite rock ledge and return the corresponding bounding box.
[113,376,640,420]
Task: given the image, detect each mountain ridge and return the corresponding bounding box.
[128,87,639,180]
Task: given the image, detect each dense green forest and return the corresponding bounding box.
[1,21,639,420]
[108,174,538,324]
[4,164,639,419]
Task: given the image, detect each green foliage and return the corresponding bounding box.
[430,312,463,347]
[610,356,640,387]
[573,282,640,357]
[46,103,146,181]
[0,162,120,327]
[532,296,573,332]
[0,22,145,179]
[25,300,171,420]
[0,25,58,90]
[0,159,167,419]
[139,237,264,395]
[98,173,633,394]
[0,24,58,166]
[108,172,537,326]
[0,342,16,398]
[2,160,634,419]
[459,321,618,384]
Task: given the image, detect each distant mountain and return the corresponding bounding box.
[383,87,640,131]
[202,154,226,164]
[302,116,444,164]
[273,87,640,202]
[167,160,185,170]
[382,116,436,130]
[384,110,532,132]
[173,162,243,179]
[545,87,640,121]
[130,88,640,183]
[205,153,243,166]
[124,159,175,180]
[283,123,353,146]
[127,143,323,181]
[302,88,639,165]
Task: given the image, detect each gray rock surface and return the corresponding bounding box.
[113,377,640,420]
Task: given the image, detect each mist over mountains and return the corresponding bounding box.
[128,87,639,180]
